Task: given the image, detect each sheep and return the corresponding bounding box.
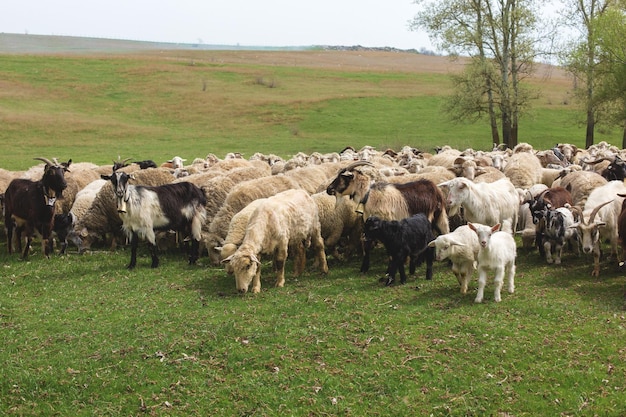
[326,161,449,273]
[64,178,107,250]
[205,175,302,264]
[503,151,544,189]
[215,197,268,269]
[311,192,362,260]
[362,214,435,286]
[438,177,519,232]
[468,222,517,303]
[222,189,328,294]
[553,170,608,207]
[427,225,481,294]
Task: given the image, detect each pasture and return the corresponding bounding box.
[1,46,626,416]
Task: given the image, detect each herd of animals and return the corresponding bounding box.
[2,141,626,300]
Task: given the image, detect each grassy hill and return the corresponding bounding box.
[0,33,604,171]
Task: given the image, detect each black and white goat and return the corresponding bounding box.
[541,205,579,264]
[101,169,207,269]
[4,157,71,258]
[363,213,435,286]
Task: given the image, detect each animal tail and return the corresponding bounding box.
[433,205,450,235]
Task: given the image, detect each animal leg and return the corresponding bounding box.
[507,262,516,294]
[360,238,375,273]
[475,268,487,303]
[544,241,553,264]
[312,235,328,274]
[127,232,139,270]
[275,247,287,287]
[21,235,33,259]
[398,258,408,285]
[493,266,505,302]
[6,221,14,254]
[188,239,200,265]
[592,245,601,277]
[149,243,159,268]
[424,247,434,280]
[385,259,399,286]
[292,242,306,277]
[554,241,563,265]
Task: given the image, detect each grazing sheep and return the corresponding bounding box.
[428,225,481,294]
[468,222,517,303]
[206,175,302,262]
[222,189,328,294]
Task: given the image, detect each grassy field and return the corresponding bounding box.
[1,47,626,416]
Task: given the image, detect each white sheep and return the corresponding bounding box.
[427,225,480,295]
[503,151,544,189]
[222,189,328,294]
[468,222,517,303]
[438,177,519,232]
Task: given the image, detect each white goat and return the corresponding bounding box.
[427,225,480,295]
[468,222,517,303]
[439,177,519,232]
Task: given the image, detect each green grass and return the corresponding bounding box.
[0,52,619,171]
[1,50,626,416]
[1,246,625,416]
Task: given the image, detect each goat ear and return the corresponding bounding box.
[214,246,223,252]
[467,222,476,231]
[101,174,111,180]
[491,223,501,232]
[447,237,465,247]
[596,221,607,227]
[221,254,234,264]
[438,179,451,188]
[250,254,261,265]
[427,240,436,248]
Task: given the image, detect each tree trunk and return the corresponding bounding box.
[585,109,594,148]
[622,120,626,150]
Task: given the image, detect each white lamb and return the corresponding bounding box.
[468,222,517,303]
[427,225,480,295]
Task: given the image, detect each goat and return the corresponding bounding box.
[572,180,626,276]
[134,160,157,169]
[542,205,579,265]
[527,186,574,256]
[363,214,435,286]
[101,169,207,269]
[428,225,480,294]
[326,160,448,273]
[585,155,626,181]
[468,222,517,303]
[4,157,71,258]
[438,177,519,232]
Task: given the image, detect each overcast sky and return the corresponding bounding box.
[1,0,434,50]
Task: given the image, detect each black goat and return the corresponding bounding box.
[326,160,448,273]
[4,157,71,258]
[363,214,435,286]
[134,160,157,169]
[101,168,207,269]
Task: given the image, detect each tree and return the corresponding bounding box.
[411,0,542,149]
[594,5,626,147]
[558,0,616,148]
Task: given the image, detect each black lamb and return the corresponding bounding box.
[363,213,435,286]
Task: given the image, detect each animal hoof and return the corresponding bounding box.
[385,276,395,286]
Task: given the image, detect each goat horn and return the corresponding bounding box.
[34,157,54,166]
[585,156,612,165]
[345,160,374,171]
[589,200,613,224]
